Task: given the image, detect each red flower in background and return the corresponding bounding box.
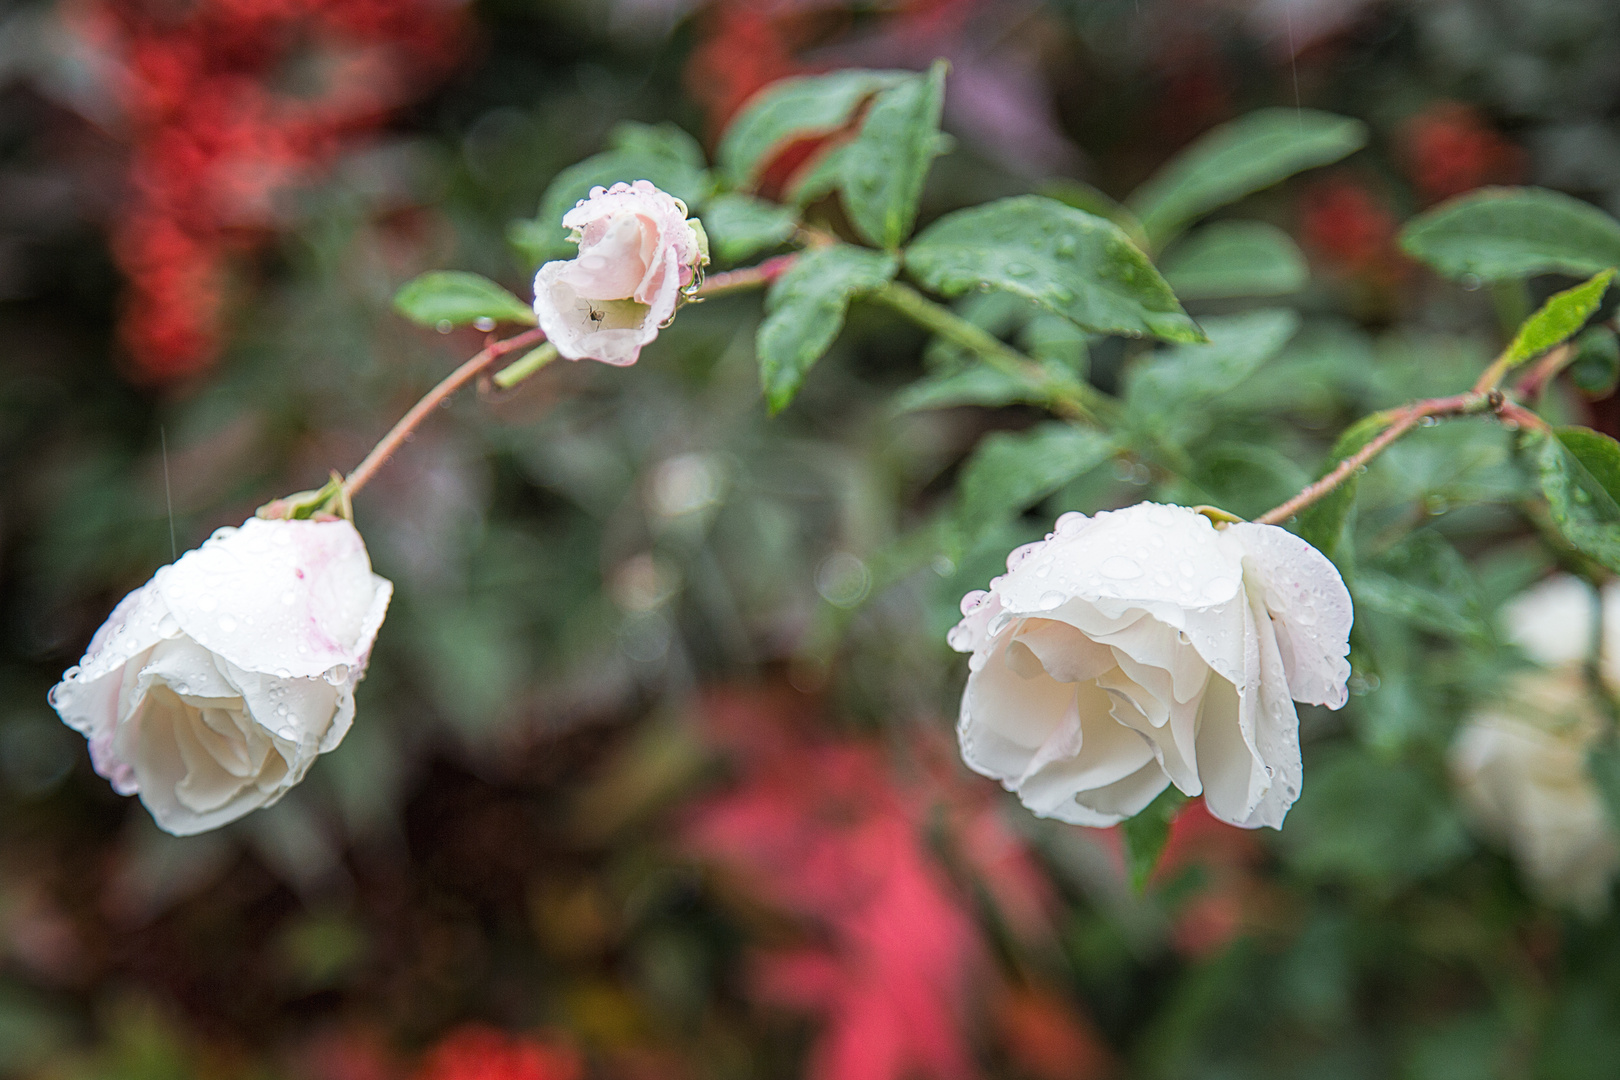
[684,688,984,1080]
[683,686,1115,1080]
[1400,101,1524,205]
[415,1025,581,1080]
[1152,800,1265,958]
[1298,177,1400,276]
[65,0,465,383]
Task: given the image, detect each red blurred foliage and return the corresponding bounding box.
[1400,101,1524,205]
[1298,177,1403,280]
[415,1025,582,1080]
[684,687,987,1080]
[65,0,465,383]
[992,985,1114,1080]
[683,0,981,146]
[1151,800,1263,958]
[304,1027,405,1080]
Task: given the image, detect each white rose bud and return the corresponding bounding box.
[48,517,393,836]
[532,180,708,367]
[1450,574,1620,914]
[949,503,1353,830]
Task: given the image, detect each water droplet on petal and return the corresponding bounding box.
[218,615,237,633]
[1100,556,1141,579]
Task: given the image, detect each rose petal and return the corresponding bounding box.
[159,518,391,681]
[1225,521,1353,709]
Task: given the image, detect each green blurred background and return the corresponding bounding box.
[4,0,1620,1076]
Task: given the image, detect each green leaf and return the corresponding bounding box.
[702,193,798,262]
[1400,187,1620,283]
[1124,309,1300,438]
[1354,530,1488,641]
[513,122,711,265]
[392,271,536,328]
[1502,269,1615,368]
[1536,426,1620,572]
[892,365,1048,413]
[957,423,1115,527]
[1126,108,1367,249]
[838,60,948,248]
[1295,411,1391,561]
[1570,326,1620,397]
[1040,179,1149,250]
[1161,221,1310,300]
[718,69,909,187]
[1121,786,1189,893]
[905,195,1205,344]
[1281,745,1469,888]
[757,245,899,413]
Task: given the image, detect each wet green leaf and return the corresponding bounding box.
[906,195,1205,343]
[393,271,536,327]
[1400,187,1620,283]
[1127,109,1367,248]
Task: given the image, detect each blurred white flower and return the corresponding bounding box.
[532,180,708,367]
[950,502,1352,830]
[48,517,392,836]
[1450,574,1620,914]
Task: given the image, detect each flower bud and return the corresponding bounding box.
[532,180,708,367]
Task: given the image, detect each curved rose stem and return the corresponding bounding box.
[343,326,546,499]
[1253,391,1551,526]
[699,254,797,297]
[343,257,797,502]
[871,281,1117,425]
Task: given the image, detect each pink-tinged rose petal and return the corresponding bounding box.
[48,516,392,835]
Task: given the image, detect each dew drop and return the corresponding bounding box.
[1100,555,1141,579]
[218,615,237,633]
[960,590,989,616]
[1054,511,1087,536]
[198,595,218,613]
[1037,590,1066,610]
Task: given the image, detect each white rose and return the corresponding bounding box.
[532,180,708,367]
[1449,574,1620,914]
[48,517,393,836]
[949,502,1353,830]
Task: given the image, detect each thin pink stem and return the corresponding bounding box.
[342,254,800,501]
[343,327,545,499]
[1255,394,1482,526]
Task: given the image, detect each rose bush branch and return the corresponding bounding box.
[1255,390,1546,526]
[872,281,1116,425]
[352,198,785,503]
[342,326,547,501]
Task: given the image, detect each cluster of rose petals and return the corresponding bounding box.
[949,502,1353,830]
[49,517,392,836]
[532,180,707,367]
[1449,574,1620,915]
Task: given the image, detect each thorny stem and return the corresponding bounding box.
[872,281,1117,425]
[1254,390,1548,527]
[342,256,799,502]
